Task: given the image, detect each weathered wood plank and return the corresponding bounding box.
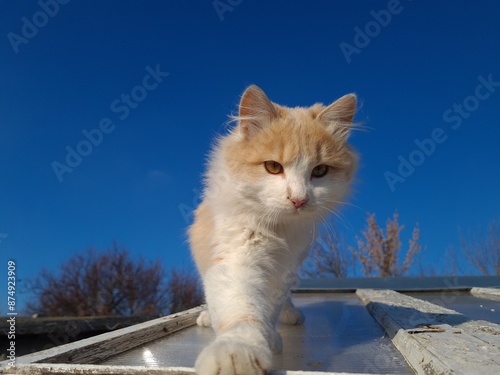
[0,306,203,368]
[0,363,384,375]
[356,289,500,375]
[470,287,500,301]
[1,364,195,375]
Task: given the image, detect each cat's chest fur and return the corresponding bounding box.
[214,213,314,268]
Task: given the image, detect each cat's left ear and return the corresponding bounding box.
[318,94,357,141]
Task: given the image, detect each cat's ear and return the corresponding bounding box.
[318,94,357,141]
[237,85,278,138]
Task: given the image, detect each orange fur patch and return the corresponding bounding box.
[224,104,356,181]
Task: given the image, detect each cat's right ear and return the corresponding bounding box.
[236,85,278,138]
[318,93,357,142]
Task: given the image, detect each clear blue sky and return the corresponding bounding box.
[1,1,499,312]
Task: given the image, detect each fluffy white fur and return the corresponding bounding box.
[189,85,357,374]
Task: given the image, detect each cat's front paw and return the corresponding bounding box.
[279,305,305,325]
[195,338,271,375]
[196,310,211,327]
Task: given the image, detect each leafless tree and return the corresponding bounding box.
[417,247,460,277]
[443,247,463,276]
[302,229,354,278]
[351,212,421,277]
[27,243,203,317]
[167,268,204,313]
[460,218,500,276]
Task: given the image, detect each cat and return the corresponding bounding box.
[189,85,358,375]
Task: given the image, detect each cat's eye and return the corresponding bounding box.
[264,161,284,174]
[311,164,329,178]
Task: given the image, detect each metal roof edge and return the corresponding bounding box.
[297,276,500,291]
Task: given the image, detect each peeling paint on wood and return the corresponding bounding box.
[0,363,387,375]
[0,306,203,370]
[471,287,500,301]
[406,324,446,334]
[356,289,500,375]
[1,364,195,375]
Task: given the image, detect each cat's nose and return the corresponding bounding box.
[290,197,308,209]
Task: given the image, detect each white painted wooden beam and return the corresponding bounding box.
[0,363,384,375]
[470,287,500,301]
[356,289,500,375]
[2,364,195,375]
[0,306,203,369]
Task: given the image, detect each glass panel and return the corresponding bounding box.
[102,293,412,374]
[405,291,500,324]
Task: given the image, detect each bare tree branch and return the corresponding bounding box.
[460,218,500,276]
[26,243,203,317]
[302,228,354,278]
[351,212,421,277]
[167,268,204,313]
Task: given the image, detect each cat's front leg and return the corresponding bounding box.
[195,248,284,375]
[279,295,305,325]
[196,309,211,327]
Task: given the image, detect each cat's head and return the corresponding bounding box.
[215,85,358,224]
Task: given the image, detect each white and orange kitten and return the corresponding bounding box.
[189,85,358,374]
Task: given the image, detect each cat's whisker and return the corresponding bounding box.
[317,205,355,237]
[263,206,280,230]
[322,199,369,215]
